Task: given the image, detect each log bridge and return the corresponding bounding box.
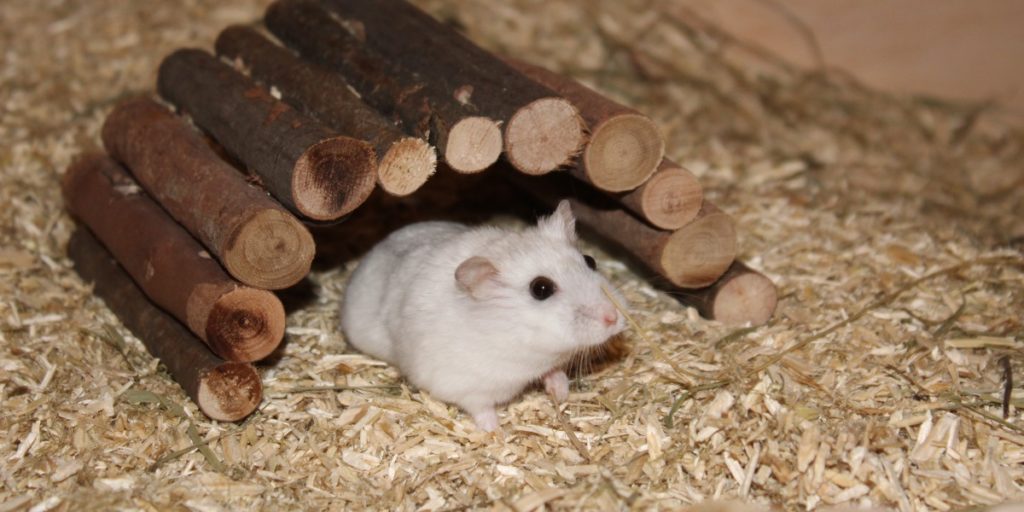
[63,0,777,420]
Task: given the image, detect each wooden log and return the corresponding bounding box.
[671,261,778,326]
[68,228,263,421]
[264,0,501,174]
[157,48,376,221]
[619,159,704,230]
[571,199,736,288]
[318,0,587,175]
[101,97,314,290]
[62,153,285,362]
[508,171,736,288]
[215,25,437,196]
[506,58,664,191]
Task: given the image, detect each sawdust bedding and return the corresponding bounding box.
[2,0,1023,510]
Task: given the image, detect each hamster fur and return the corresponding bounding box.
[340,201,627,431]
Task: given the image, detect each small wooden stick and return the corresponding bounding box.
[264,0,501,174]
[68,228,262,422]
[672,261,778,326]
[509,172,736,288]
[215,25,437,196]
[318,0,587,175]
[506,58,665,191]
[157,48,376,221]
[573,199,736,288]
[102,97,314,290]
[619,159,704,230]
[62,153,285,362]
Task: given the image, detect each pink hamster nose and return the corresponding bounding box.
[598,309,614,325]
[600,306,619,327]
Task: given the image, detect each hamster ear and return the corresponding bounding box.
[455,256,501,299]
[538,199,577,242]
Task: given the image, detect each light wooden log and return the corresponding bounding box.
[672,261,778,326]
[619,159,704,230]
[506,58,664,191]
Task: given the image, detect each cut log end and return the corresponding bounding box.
[583,114,664,192]
[505,98,586,175]
[639,165,704,230]
[292,136,377,220]
[378,137,438,195]
[223,208,315,290]
[196,362,263,421]
[444,116,502,173]
[713,271,778,326]
[662,212,738,288]
[206,287,285,363]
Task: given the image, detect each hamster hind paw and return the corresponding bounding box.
[543,369,570,403]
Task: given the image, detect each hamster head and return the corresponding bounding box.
[454,200,628,358]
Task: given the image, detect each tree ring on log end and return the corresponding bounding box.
[197,362,262,421]
[224,208,314,290]
[206,287,285,362]
[378,137,438,195]
[292,136,377,221]
[585,114,664,192]
[714,272,778,326]
[640,166,703,230]
[444,117,502,173]
[505,98,586,175]
[662,212,737,288]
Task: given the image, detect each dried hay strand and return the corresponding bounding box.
[2,0,1024,511]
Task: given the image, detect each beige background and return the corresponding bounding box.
[679,0,1024,121]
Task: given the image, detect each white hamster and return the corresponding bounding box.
[340,200,627,431]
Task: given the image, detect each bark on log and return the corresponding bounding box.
[102,97,314,289]
[506,58,664,191]
[62,153,285,362]
[264,0,501,174]
[157,48,376,221]
[508,171,736,288]
[317,0,587,175]
[619,159,704,230]
[215,26,437,196]
[68,228,263,422]
[671,261,778,326]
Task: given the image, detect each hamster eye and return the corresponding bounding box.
[529,276,556,301]
[583,254,597,270]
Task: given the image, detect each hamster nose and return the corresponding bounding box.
[601,307,619,327]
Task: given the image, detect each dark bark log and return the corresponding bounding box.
[158,48,376,221]
[215,26,437,196]
[313,0,586,174]
[62,153,285,362]
[264,0,501,174]
[102,96,314,289]
[69,228,262,421]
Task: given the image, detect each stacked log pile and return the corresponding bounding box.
[64,0,777,420]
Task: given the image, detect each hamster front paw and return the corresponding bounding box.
[543,369,570,403]
[471,407,500,432]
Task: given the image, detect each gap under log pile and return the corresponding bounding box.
[62,0,777,420]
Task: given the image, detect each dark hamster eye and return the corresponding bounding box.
[529,276,556,301]
[583,254,596,271]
